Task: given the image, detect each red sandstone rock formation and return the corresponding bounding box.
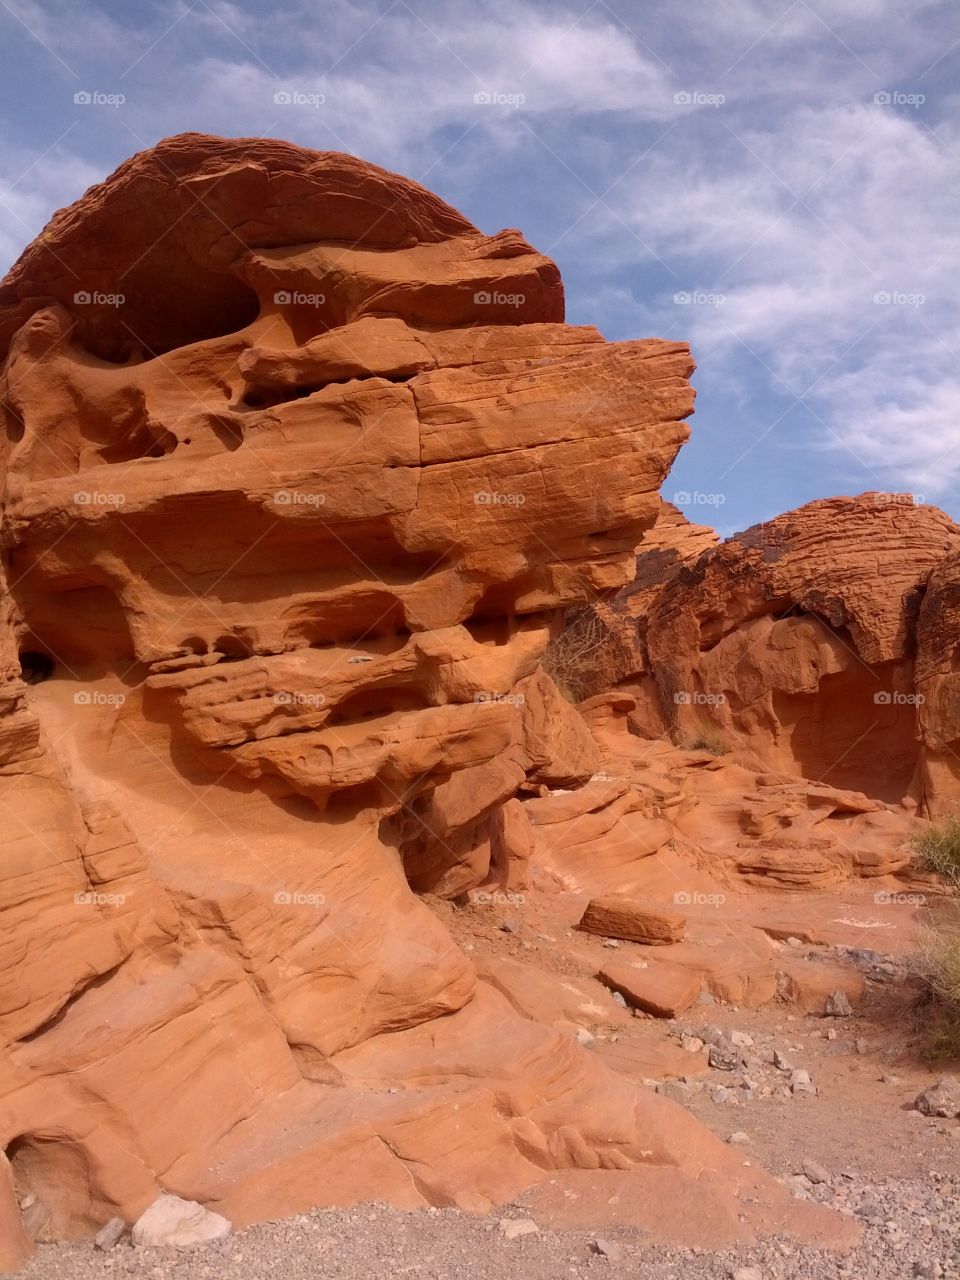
[0,135,856,1265]
[590,494,960,813]
[542,500,716,703]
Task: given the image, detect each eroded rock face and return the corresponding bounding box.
[3,134,822,1257]
[596,495,960,808]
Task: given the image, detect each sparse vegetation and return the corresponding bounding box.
[910,817,960,1058]
[540,608,615,703]
[678,724,730,756]
[910,816,960,889]
[914,914,960,1060]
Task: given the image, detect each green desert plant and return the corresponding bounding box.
[910,816,960,890]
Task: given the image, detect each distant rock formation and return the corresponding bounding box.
[580,493,960,813]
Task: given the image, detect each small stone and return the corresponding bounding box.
[730,1030,754,1048]
[500,919,522,934]
[611,990,627,1008]
[773,1048,794,1071]
[499,1217,539,1240]
[825,1027,837,1040]
[854,1037,868,1055]
[710,1085,736,1104]
[590,1237,623,1262]
[602,938,620,948]
[728,1131,751,1145]
[824,991,853,1017]
[790,1069,815,1095]
[732,1267,764,1280]
[95,1217,127,1250]
[915,1077,960,1118]
[709,1038,743,1072]
[572,1026,595,1048]
[801,1159,830,1184]
[681,1034,705,1053]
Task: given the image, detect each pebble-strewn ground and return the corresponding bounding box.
[18,1179,960,1280]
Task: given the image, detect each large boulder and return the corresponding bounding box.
[0,134,841,1255]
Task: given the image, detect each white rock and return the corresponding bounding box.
[94,1217,126,1250]
[591,1236,623,1261]
[132,1195,231,1248]
[498,1217,539,1240]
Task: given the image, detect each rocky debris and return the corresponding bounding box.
[914,1078,960,1118]
[579,896,685,945]
[131,1196,232,1249]
[8,1173,960,1280]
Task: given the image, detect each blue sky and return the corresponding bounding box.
[1,0,957,536]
